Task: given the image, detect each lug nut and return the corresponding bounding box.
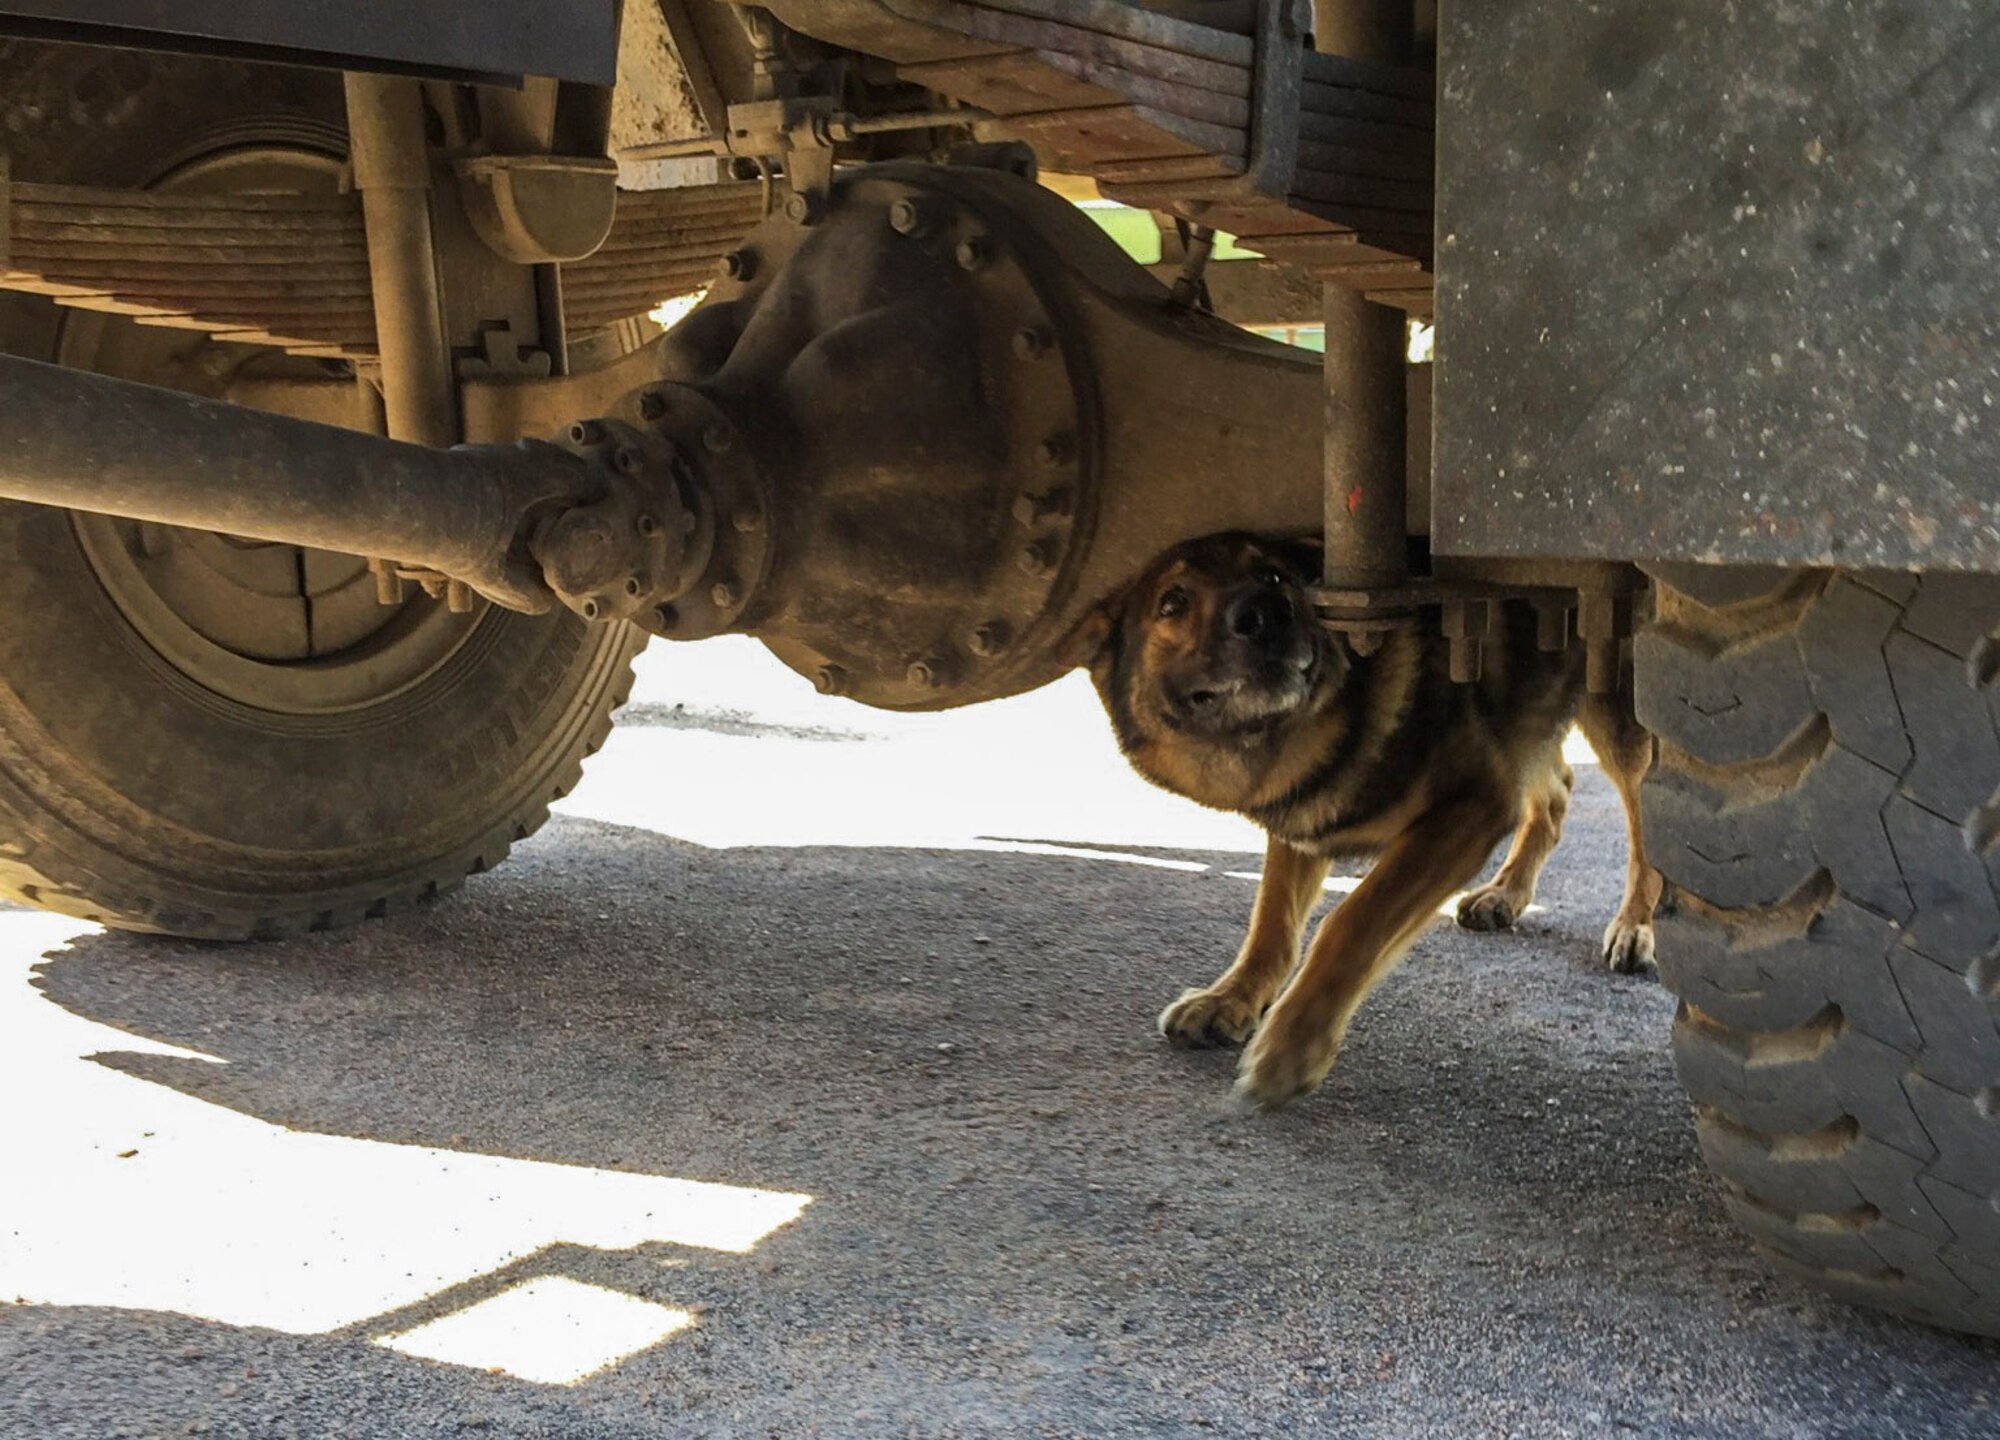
[1011,325,1051,360]
[623,576,644,598]
[1011,488,1072,528]
[711,579,739,609]
[718,248,757,281]
[955,235,992,271]
[969,621,1009,657]
[1034,432,1076,467]
[1018,538,1059,578]
[578,597,601,621]
[814,664,848,696]
[907,657,944,688]
[731,506,765,534]
[567,420,602,446]
[638,390,667,421]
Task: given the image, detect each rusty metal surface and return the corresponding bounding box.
[759,0,1436,313]
[0,0,619,85]
[1436,0,2000,571]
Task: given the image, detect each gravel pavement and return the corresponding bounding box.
[3,640,1997,1439]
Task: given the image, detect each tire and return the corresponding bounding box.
[0,41,646,938]
[1637,562,2000,1336]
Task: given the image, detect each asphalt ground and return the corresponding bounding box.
[4,639,1997,1438]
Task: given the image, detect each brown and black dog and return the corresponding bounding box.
[1075,534,1659,1110]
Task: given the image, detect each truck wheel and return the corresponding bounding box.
[1638,564,2000,1335]
[0,42,644,938]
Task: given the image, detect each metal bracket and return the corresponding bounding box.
[1235,0,1307,199]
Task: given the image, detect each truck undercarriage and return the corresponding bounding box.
[1,0,1996,1339]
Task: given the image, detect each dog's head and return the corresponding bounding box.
[1073,534,1341,757]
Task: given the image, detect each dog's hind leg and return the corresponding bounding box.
[1577,691,1662,973]
[1454,761,1573,933]
[1237,798,1516,1109]
[1159,832,1330,1048]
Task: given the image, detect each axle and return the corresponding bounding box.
[0,161,1348,710]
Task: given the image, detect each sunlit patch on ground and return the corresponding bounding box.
[0,910,808,1380]
[377,1276,695,1386]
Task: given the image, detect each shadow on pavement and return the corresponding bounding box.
[6,809,1998,1439]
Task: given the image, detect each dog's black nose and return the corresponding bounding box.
[1226,589,1289,640]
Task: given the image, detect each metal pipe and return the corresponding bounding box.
[343,73,459,448]
[1314,0,1413,592]
[0,356,578,611]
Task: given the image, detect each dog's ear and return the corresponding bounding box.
[1054,605,1115,675]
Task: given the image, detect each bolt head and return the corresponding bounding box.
[703,423,734,455]
[637,390,667,421]
[1034,433,1075,467]
[1018,539,1058,578]
[731,506,764,534]
[578,597,601,621]
[567,420,600,446]
[969,621,1009,657]
[783,191,816,225]
[955,235,991,271]
[636,513,658,537]
[907,659,940,688]
[653,603,678,630]
[888,197,930,236]
[814,664,847,695]
[1011,326,1051,360]
[614,446,642,475]
[623,576,643,598]
[711,580,739,609]
[719,248,757,282]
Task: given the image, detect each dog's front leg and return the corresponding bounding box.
[1236,800,1514,1109]
[1160,833,1330,1047]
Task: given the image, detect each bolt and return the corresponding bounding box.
[578,597,601,621]
[907,657,944,688]
[1011,488,1072,528]
[731,506,765,534]
[1018,538,1059,578]
[653,603,679,630]
[1034,432,1076,467]
[711,579,739,609]
[1011,325,1051,360]
[614,446,642,475]
[623,576,644,598]
[636,513,659,537]
[887,197,934,237]
[638,390,667,421]
[567,420,602,446]
[445,579,475,614]
[814,664,848,696]
[955,235,992,271]
[783,191,818,225]
[703,423,734,455]
[718,248,757,282]
[969,621,1010,657]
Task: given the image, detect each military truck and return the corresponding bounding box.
[1,1,1994,1337]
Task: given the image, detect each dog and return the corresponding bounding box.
[1073,533,1659,1110]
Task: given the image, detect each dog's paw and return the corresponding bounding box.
[1455,884,1521,932]
[1159,985,1263,1048]
[1232,1019,1339,1111]
[1602,917,1655,974]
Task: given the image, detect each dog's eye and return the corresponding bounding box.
[1156,586,1190,619]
